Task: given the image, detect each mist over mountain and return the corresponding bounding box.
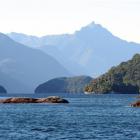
[0,33,70,93]
[8,22,140,77]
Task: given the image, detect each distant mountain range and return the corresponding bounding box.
[8,22,140,77]
[85,54,140,94]
[0,33,69,93]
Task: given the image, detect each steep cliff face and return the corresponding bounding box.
[85,54,140,94]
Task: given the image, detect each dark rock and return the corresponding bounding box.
[131,100,140,107]
[0,97,37,103]
[0,96,69,104]
[36,96,69,103]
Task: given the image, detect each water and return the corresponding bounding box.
[0,93,140,140]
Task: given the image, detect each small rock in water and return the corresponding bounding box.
[37,96,69,103]
[131,100,140,107]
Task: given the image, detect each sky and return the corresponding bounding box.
[0,0,140,43]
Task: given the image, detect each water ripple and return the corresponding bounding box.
[0,94,139,140]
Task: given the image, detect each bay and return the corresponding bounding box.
[0,93,139,140]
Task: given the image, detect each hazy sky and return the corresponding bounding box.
[0,0,140,43]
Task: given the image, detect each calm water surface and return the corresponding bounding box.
[0,93,140,140]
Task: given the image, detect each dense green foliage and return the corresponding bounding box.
[35,76,92,93]
[0,85,7,93]
[85,54,140,94]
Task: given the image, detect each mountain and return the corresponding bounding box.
[0,71,31,93]
[35,76,93,93]
[0,85,7,93]
[85,54,140,94]
[8,32,42,48]
[0,33,70,93]
[8,33,87,75]
[39,45,87,75]
[8,22,140,77]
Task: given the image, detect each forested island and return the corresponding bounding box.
[35,76,92,93]
[85,54,140,94]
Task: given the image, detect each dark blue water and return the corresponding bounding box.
[0,93,140,140]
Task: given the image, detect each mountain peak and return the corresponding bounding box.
[74,21,113,40]
[86,21,101,28]
[75,21,108,35]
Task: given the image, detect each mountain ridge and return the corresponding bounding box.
[7,22,140,77]
[35,76,93,93]
[0,33,70,93]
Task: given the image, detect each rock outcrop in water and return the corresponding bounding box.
[85,54,140,94]
[35,76,93,93]
[0,85,7,93]
[0,96,69,103]
[131,100,140,107]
